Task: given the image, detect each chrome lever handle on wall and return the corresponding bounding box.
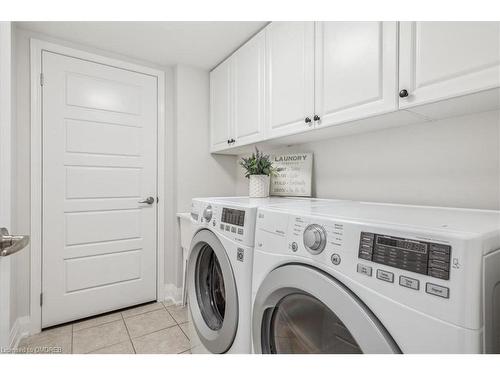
[0,228,30,257]
[138,196,155,205]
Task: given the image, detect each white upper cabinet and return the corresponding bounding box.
[399,21,500,108]
[265,22,315,138]
[210,60,232,151]
[210,21,500,154]
[233,30,266,146]
[315,22,398,127]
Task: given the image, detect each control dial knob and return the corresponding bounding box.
[303,224,327,254]
[203,205,213,222]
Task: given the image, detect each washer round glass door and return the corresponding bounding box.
[253,264,400,354]
[188,229,238,353]
[195,243,226,330]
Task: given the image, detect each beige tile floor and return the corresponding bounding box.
[18,302,192,354]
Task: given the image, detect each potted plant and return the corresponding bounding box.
[239,148,279,198]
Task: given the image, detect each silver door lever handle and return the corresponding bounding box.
[138,196,155,205]
[0,228,30,257]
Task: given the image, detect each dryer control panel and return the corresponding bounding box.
[359,232,451,280]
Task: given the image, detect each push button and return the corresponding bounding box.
[428,268,450,280]
[225,225,230,231]
[430,243,451,254]
[331,253,341,265]
[429,251,450,262]
[237,228,244,235]
[357,264,372,277]
[399,275,419,290]
[376,269,394,283]
[426,283,449,299]
[220,224,224,230]
[231,227,236,233]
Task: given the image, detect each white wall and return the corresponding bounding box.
[170,65,237,286]
[236,110,500,210]
[174,65,237,211]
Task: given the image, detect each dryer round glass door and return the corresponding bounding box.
[253,265,400,354]
[269,293,361,353]
[187,229,238,353]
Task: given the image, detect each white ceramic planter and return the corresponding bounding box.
[249,175,270,198]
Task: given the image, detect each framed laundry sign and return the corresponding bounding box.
[270,153,313,197]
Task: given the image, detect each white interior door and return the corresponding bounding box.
[42,51,158,328]
[265,22,315,138]
[399,21,500,108]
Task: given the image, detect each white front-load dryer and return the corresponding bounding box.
[252,201,500,354]
[187,197,329,354]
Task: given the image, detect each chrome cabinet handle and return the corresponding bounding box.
[138,196,155,205]
[0,228,30,257]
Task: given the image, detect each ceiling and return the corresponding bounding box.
[16,21,268,70]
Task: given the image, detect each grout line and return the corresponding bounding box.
[127,322,179,340]
[121,304,165,319]
[179,323,190,342]
[121,314,137,354]
[86,339,132,354]
[73,316,123,333]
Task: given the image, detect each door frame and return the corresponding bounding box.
[29,38,166,334]
[0,21,12,348]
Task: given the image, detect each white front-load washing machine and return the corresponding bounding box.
[187,197,330,354]
[252,200,500,353]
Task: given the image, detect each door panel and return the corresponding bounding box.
[315,22,398,127]
[42,51,157,327]
[233,30,266,146]
[210,61,232,151]
[65,250,141,292]
[399,21,500,108]
[266,22,315,138]
[65,119,141,156]
[65,72,141,114]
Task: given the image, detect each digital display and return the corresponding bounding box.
[377,236,427,254]
[358,232,451,280]
[221,208,245,227]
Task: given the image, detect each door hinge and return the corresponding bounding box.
[40,292,43,306]
[40,73,44,86]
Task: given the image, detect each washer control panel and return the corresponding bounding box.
[359,232,451,281]
[192,199,258,246]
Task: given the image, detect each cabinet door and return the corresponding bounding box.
[399,21,500,108]
[266,22,315,138]
[233,30,265,146]
[315,22,398,127]
[210,60,232,151]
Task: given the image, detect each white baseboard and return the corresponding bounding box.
[163,283,183,305]
[9,316,30,350]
